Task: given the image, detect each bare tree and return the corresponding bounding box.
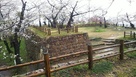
[44,0,68,28]
[66,1,92,28]
[94,0,114,28]
[59,12,67,28]
[103,0,114,28]
[32,2,44,27]
[126,13,135,29]
[0,0,17,32]
[12,0,27,64]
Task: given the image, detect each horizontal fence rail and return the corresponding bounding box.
[0,59,44,71]
[0,40,136,77]
[124,31,136,38]
[50,50,88,61]
[93,44,120,51]
[124,41,136,45]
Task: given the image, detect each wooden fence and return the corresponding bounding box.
[0,40,136,77]
[124,31,136,38]
[35,26,79,36]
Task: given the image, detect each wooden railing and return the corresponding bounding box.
[0,40,136,77]
[124,31,136,38]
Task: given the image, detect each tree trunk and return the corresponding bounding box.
[43,21,46,25]
[52,18,57,28]
[126,13,135,29]
[122,21,124,27]
[100,21,102,27]
[116,22,118,26]
[67,16,73,28]
[3,40,13,54]
[104,17,107,28]
[67,20,71,28]
[13,32,21,64]
[39,18,42,27]
[60,19,65,28]
[130,23,135,29]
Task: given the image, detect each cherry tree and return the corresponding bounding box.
[0,0,35,65]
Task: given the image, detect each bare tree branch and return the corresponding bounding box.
[0,0,12,7]
[45,0,69,28]
[47,0,56,9]
[106,0,114,11]
[17,0,27,30]
[54,3,68,19]
[0,24,14,32]
[73,10,90,16]
[99,0,115,16]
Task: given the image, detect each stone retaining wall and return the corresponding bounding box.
[25,29,89,60]
[45,33,89,57]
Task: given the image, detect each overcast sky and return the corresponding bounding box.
[76,0,136,18]
[24,0,136,18]
[13,0,136,25]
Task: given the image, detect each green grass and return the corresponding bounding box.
[71,64,88,72]
[51,61,113,77]
[79,26,105,33]
[126,51,136,58]
[28,27,47,38]
[20,38,27,62]
[79,26,95,31]
[0,38,27,65]
[120,37,136,40]
[0,39,14,65]
[92,60,113,74]
[131,68,136,76]
[0,38,28,75]
[52,64,88,77]
[94,27,106,32]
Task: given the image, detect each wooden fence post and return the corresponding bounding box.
[44,27,46,32]
[75,26,78,33]
[47,29,51,35]
[124,31,126,38]
[43,50,51,77]
[119,40,124,60]
[133,32,135,39]
[87,44,93,70]
[72,27,74,32]
[58,27,60,34]
[66,27,69,33]
[130,31,132,38]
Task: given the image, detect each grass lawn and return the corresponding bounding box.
[50,53,136,77]
[79,26,135,39]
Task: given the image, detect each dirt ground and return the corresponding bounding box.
[78,26,135,39]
